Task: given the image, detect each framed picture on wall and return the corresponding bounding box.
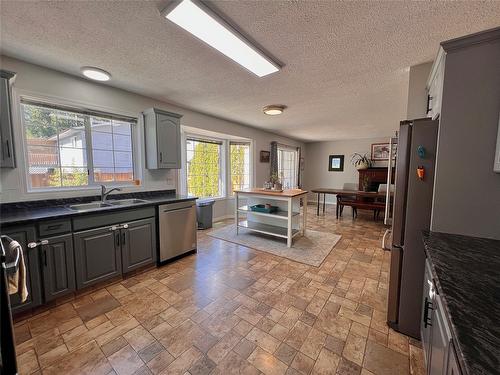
[371,143,397,161]
[328,155,344,171]
[260,150,270,163]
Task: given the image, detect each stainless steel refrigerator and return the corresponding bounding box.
[387,118,438,339]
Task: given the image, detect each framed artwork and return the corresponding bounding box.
[260,150,270,163]
[371,143,397,161]
[328,155,344,171]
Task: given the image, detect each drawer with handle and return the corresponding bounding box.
[38,219,71,237]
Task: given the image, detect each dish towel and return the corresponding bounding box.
[6,239,28,302]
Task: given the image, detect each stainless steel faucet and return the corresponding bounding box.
[100,185,122,203]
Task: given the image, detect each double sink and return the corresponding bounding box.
[69,198,149,212]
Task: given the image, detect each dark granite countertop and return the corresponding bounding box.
[0,190,197,226]
[422,231,500,375]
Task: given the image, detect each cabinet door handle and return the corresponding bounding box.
[6,139,10,158]
[47,224,62,230]
[27,240,49,248]
[423,297,434,327]
[115,231,120,247]
[43,249,48,267]
[122,232,126,246]
[159,152,163,163]
[426,95,433,114]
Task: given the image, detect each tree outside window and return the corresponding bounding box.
[230,142,250,194]
[186,139,222,198]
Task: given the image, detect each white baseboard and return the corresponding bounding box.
[213,214,233,222]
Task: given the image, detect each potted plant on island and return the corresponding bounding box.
[351,153,372,170]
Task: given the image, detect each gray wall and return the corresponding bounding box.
[0,56,303,221]
[431,38,500,239]
[406,62,433,120]
[303,137,391,204]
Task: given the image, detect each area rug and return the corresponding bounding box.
[207,224,341,267]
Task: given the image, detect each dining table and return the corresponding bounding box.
[311,188,390,217]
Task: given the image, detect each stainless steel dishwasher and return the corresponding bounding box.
[159,200,197,262]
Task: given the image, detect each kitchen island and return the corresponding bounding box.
[234,188,308,247]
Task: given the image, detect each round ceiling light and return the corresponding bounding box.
[263,105,286,116]
[81,67,111,81]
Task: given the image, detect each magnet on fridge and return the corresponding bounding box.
[417,145,426,158]
[417,166,425,180]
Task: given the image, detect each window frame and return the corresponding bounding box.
[19,97,139,192]
[184,134,225,199]
[277,144,299,189]
[180,130,253,200]
[229,140,252,195]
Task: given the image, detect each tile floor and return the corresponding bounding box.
[13,205,425,375]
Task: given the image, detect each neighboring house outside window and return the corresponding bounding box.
[21,101,135,190]
[278,145,299,189]
[229,141,250,194]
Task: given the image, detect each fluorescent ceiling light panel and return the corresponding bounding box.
[165,0,280,77]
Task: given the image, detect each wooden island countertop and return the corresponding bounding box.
[234,188,308,198]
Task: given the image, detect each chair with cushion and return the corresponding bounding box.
[373,184,394,220]
[337,183,358,218]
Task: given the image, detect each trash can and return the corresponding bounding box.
[196,198,215,229]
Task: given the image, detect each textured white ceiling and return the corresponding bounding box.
[1,1,499,141]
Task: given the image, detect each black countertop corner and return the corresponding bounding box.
[0,190,197,226]
[422,230,500,375]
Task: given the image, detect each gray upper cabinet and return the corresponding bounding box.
[144,108,182,169]
[40,233,76,302]
[74,226,122,289]
[0,70,16,168]
[2,225,42,313]
[121,218,156,273]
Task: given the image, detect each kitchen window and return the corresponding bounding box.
[278,145,299,189]
[185,137,223,198]
[21,101,136,190]
[229,141,251,194]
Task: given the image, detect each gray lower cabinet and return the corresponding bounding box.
[40,234,76,302]
[446,343,461,375]
[122,218,156,273]
[422,259,462,375]
[73,226,122,289]
[428,295,450,375]
[2,225,43,313]
[73,217,156,288]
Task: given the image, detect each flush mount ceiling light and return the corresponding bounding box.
[81,67,111,81]
[163,0,280,77]
[263,105,285,116]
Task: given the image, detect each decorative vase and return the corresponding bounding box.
[273,182,283,191]
[356,161,369,170]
